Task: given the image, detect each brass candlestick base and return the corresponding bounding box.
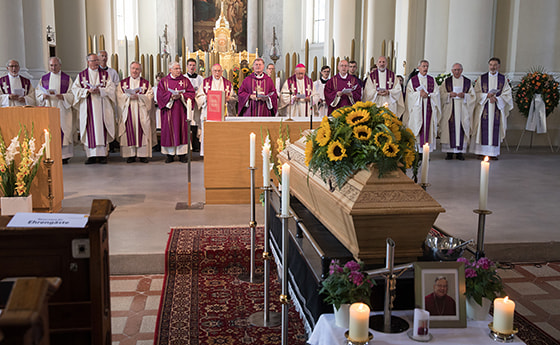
[488,322,518,343]
[43,159,54,213]
[344,331,373,345]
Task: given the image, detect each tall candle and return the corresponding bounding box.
[479,156,490,210]
[349,303,370,342]
[249,133,256,168]
[420,143,429,184]
[281,163,290,216]
[262,146,270,187]
[44,129,51,159]
[493,297,515,333]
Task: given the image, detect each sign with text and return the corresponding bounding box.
[7,213,89,228]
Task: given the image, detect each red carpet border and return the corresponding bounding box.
[154,225,308,345]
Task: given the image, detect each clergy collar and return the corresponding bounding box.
[254,73,264,79]
[339,73,348,79]
[170,74,181,79]
[100,66,108,70]
[8,73,19,78]
[378,68,386,73]
[88,68,99,73]
[453,75,462,80]
[130,76,140,81]
[489,71,498,77]
[187,72,198,78]
[212,76,221,81]
[320,77,329,84]
[418,73,428,78]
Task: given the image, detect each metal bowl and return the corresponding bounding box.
[424,236,467,261]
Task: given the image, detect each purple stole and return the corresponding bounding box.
[41,72,71,93]
[78,68,110,148]
[287,74,313,116]
[120,77,150,146]
[0,75,31,95]
[202,76,233,95]
[411,75,435,146]
[444,77,471,150]
[480,73,505,146]
[369,69,396,90]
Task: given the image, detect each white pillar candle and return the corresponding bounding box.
[249,133,256,168]
[262,146,270,187]
[479,156,490,210]
[349,303,370,342]
[420,143,429,184]
[44,129,51,159]
[281,163,290,216]
[413,308,430,339]
[493,297,515,334]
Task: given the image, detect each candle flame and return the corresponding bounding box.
[504,296,510,303]
[383,102,389,107]
[484,156,489,162]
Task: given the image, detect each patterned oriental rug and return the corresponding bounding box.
[154,226,308,345]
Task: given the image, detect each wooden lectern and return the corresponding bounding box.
[0,107,64,212]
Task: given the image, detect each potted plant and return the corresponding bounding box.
[0,126,46,215]
[457,256,505,320]
[319,259,374,328]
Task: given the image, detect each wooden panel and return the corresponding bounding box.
[204,119,319,204]
[0,107,64,211]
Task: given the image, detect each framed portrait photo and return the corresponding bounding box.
[414,262,466,328]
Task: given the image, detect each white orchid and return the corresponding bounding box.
[4,135,20,165]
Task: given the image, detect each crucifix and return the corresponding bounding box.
[203,83,211,94]
[2,81,9,93]
[140,84,147,93]
[179,80,184,87]
[387,77,394,89]
[81,75,88,88]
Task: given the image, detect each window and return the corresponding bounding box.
[116,0,137,40]
[312,0,326,44]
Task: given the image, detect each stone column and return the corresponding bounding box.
[183,0,194,50]
[0,0,26,75]
[423,0,449,74]
[446,0,494,76]
[365,0,396,70]
[394,0,426,76]
[54,0,87,75]
[247,0,258,53]
[85,0,114,53]
[23,0,48,79]
[332,0,356,59]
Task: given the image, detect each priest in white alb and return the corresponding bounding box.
[280,64,318,118]
[71,53,116,164]
[116,61,153,163]
[404,59,441,151]
[470,57,513,159]
[363,56,404,118]
[36,57,74,164]
[195,63,235,156]
[439,63,476,160]
[0,59,35,107]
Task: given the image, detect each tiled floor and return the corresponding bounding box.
[111,263,560,344]
[111,275,164,345]
[499,262,560,341]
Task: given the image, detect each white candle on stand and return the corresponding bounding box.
[44,129,51,159]
[479,156,490,210]
[493,297,515,333]
[262,146,270,187]
[420,143,429,184]
[281,163,290,216]
[349,303,370,342]
[249,133,256,168]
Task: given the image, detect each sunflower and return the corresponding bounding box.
[315,117,331,146]
[331,109,344,118]
[390,124,402,141]
[382,142,399,157]
[404,149,416,169]
[353,125,372,141]
[304,139,313,166]
[241,67,250,74]
[373,132,391,147]
[327,140,347,161]
[346,109,370,126]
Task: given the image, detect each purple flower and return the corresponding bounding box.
[344,260,361,272]
[349,271,364,286]
[476,257,493,270]
[465,268,478,278]
[457,257,468,264]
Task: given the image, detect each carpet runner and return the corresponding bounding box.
[154,225,308,344]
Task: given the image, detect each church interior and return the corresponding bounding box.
[1,0,560,344]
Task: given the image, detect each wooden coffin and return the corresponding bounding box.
[278,132,445,265]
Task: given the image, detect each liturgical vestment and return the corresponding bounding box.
[324,73,362,115]
[238,73,278,116]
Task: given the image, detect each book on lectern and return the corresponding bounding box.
[207,90,225,121]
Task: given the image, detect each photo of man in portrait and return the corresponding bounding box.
[424,276,457,316]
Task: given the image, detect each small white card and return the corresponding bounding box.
[7,213,89,228]
[12,88,25,97]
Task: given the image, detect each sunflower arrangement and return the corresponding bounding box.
[515,66,560,118]
[305,101,417,189]
[0,126,46,198]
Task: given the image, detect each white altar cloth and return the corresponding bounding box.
[307,312,525,345]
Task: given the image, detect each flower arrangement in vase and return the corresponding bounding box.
[457,256,505,307]
[319,259,375,310]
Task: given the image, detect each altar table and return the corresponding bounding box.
[307,312,525,345]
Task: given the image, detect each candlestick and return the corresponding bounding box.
[479,156,490,210]
[420,143,429,184]
[281,163,290,216]
[263,146,270,187]
[249,133,256,168]
[493,297,515,334]
[44,129,51,159]
[349,303,370,342]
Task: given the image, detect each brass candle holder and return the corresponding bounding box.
[488,322,518,343]
[344,331,373,345]
[43,158,54,213]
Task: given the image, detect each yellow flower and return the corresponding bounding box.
[331,109,343,118]
[373,132,391,147]
[316,117,331,146]
[391,124,402,141]
[353,125,372,141]
[382,142,399,157]
[346,109,370,126]
[404,149,416,169]
[327,140,347,161]
[304,139,313,166]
